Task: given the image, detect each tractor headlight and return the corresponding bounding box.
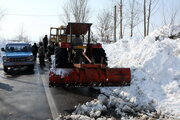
[3,56,10,62]
[27,56,34,61]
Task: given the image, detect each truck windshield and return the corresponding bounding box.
[6,44,31,52]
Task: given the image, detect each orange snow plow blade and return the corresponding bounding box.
[49,64,131,87]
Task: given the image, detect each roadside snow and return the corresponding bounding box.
[56,25,180,120]
[102,25,180,118]
[56,114,116,120]
[0,40,6,64]
[102,25,180,119]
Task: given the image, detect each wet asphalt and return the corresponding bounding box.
[0,62,98,120]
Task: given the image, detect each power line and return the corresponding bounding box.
[5,13,65,17]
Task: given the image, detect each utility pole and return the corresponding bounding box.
[147,0,152,36]
[120,0,123,39]
[130,0,135,37]
[114,5,117,42]
[144,0,147,37]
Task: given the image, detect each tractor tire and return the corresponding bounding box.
[93,48,108,65]
[55,47,69,68]
[28,65,34,72]
[3,66,8,73]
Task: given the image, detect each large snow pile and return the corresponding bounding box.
[56,25,180,120]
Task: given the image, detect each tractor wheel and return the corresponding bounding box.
[93,48,108,65]
[55,47,69,68]
[3,66,8,73]
[28,65,34,72]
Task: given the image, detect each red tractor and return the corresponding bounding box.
[49,23,131,87]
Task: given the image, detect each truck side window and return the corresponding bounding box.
[10,47,14,51]
[22,46,28,52]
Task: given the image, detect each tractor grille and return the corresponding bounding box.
[9,57,27,62]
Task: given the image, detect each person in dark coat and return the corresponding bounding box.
[43,35,48,53]
[32,43,38,61]
[38,42,45,67]
[47,41,55,63]
[72,34,83,46]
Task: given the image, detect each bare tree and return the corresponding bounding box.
[130,0,135,37]
[144,0,158,36]
[170,8,179,25]
[61,3,71,25]
[62,0,90,23]
[16,25,29,42]
[162,0,180,26]
[116,0,130,38]
[162,0,167,25]
[96,9,113,43]
[125,0,141,37]
[147,0,152,35]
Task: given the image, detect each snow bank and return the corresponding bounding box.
[101,25,180,119]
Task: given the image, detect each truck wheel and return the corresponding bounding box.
[55,47,69,68]
[93,48,108,65]
[3,66,8,72]
[28,65,34,72]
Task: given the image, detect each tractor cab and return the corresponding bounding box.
[49,26,67,43]
[55,22,107,67]
[65,22,92,45]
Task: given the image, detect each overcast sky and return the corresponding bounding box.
[0,0,179,42]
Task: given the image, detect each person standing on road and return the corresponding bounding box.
[32,43,38,61]
[43,35,48,54]
[38,42,45,67]
[47,41,55,63]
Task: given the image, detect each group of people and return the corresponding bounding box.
[32,35,56,67]
[32,34,84,67]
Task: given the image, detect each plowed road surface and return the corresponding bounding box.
[0,63,98,120]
